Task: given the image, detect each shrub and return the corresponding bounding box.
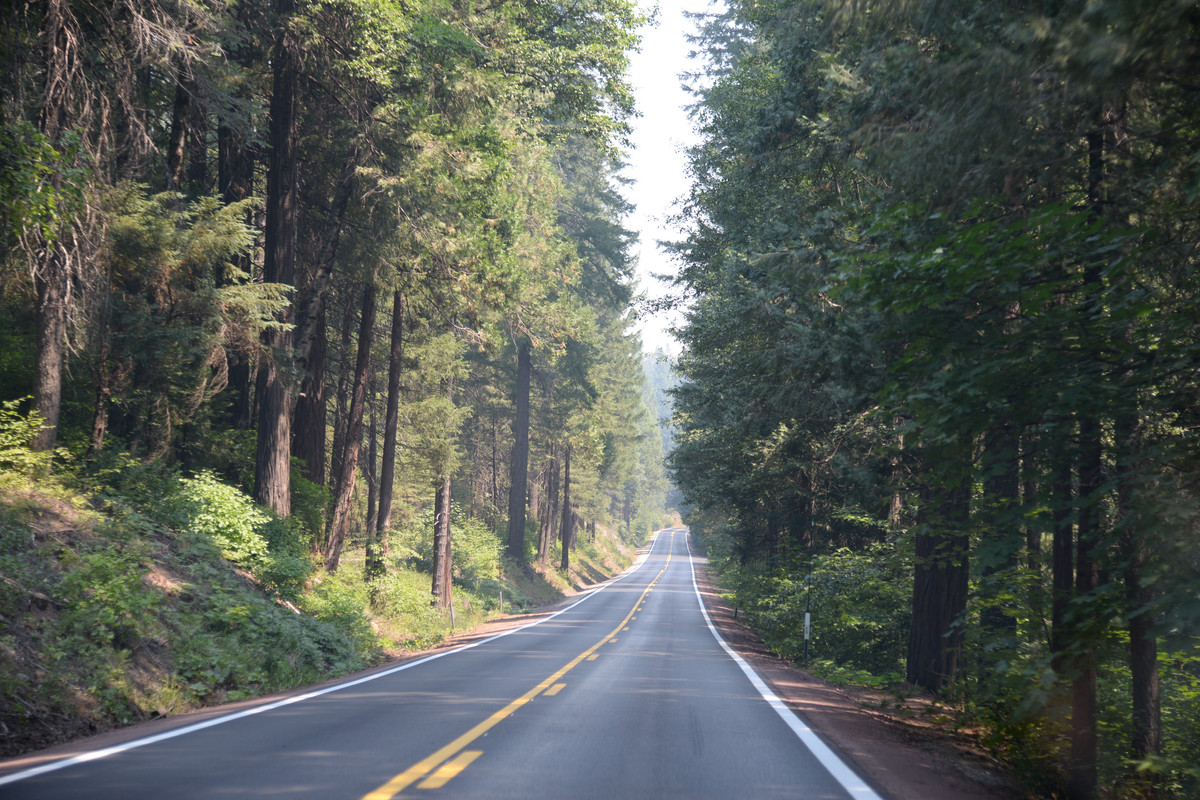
[156,471,312,599]
[0,398,51,482]
[298,571,379,660]
[52,545,158,652]
[165,471,270,565]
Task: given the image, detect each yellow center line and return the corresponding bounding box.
[362,535,675,800]
[543,683,566,696]
[416,750,482,790]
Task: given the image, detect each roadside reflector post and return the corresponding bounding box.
[803,610,811,665]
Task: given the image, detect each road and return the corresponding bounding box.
[0,528,884,799]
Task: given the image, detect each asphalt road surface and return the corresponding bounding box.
[0,528,885,799]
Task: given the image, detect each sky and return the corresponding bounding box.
[622,0,711,357]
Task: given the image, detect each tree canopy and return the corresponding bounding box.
[669,1,1200,798]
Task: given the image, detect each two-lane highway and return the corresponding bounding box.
[0,529,885,799]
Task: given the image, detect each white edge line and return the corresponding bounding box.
[682,531,886,800]
[0,530,667,789]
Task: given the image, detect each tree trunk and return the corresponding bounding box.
[980,424,1020,635]
[1022,436,1041,573]
[329,290,357,486]
[1050,436,1075,668]
[490,412,500,522]
[431,472,453,609]
[185,97,208,191]
[538,452,558,564]
[906,449,970,692]
[166,68,189,191]
[32,265,68,454]
[888,425,904,529]
[31,0,75,455]
[87,269,113,456]
[559,444,574,572]
[217,26,256,431]
[1115,411,1160,776]
[506,338,532,562]
[365,373,379,536]
[253,0,301,515]
[1066,416,1103,800]
[292,148,358,373]
[376,291,405,542]
[291,302,327,485]
[323,283,376,571]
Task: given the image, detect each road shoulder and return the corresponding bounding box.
[690,554,1029,800]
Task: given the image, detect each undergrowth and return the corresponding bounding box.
[0,437,635,757]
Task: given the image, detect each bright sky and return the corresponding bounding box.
[623,0,710,357]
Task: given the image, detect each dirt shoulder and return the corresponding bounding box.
[691,554,1030,800]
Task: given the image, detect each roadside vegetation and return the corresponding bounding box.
[671,2,1200,799]
[1,0,673,759]
[0,429,643,757]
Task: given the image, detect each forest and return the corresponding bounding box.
[6,0,1200,797]
[668,1,1200,799]
[0,0,672,751]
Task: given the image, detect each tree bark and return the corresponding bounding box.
[906,449,970,692]
[1115,411,1160,773]
[375,291,406,541]
[185,88,208,191]
[365,373,379,536]
[253,0,301,515]
[506,338,532,562]
[980,424,1020,635]
[1065,117,1109,800]
[1067,416,1102,800]
[323,283,376,571]
[31,0,75,454]
[291,302,327,485]
[292,148,358,373]
[217,17,256,430]
[559,443,574,572]
[431,471,453,609]
[542,455,559,563]
[329,290,357,485]
[217,122,255,430]
[490,412,500,523]
[166,68,189,191]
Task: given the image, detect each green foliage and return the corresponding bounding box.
[165,472,270,565]
[671,0,1200,796]
[160,471,313,600]
[706,520,911,676]
[364,565,451,649]
[391,502,504,592]
[0,398,51,482]
[0,0,662,758]
[51,544,158,652]
[298,570,382,659]
[99,185,276,458]
[289,464,332,552]
[0,482,369,741]
[0,120,88,251]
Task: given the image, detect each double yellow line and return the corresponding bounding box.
[362,535,675,799]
